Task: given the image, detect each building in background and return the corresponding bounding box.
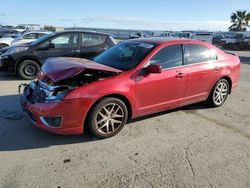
[15,24,41,32]
[65,27,162,39]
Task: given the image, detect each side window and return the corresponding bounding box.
[38,33,46,38]
[22,33,37,39]
[184,44,212,64]
[149,44,183,69]
[82,33,106,47]
[51,33,79,48]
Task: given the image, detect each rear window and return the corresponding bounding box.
[81,33,106,47]
[184,44,217,65]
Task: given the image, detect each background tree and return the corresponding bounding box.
[229,10,250,31]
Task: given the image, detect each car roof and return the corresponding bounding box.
[21,30,50,35]
[54,30,111,36]
[128,37,200,45]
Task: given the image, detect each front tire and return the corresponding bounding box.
[206,79,229,107]
[87,97,128,139]
[17,60,40,80]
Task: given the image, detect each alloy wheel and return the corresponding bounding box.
[213,81,228,106]
[95,103,125,135]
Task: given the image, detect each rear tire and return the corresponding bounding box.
[206,79,229,107]
[87,97,128,139]
[17,60,40,80]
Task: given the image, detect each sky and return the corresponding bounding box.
[0,0,249,31]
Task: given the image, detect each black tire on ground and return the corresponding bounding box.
[17,60,40,80]
[87,97,128,139]
[206,79,229,107]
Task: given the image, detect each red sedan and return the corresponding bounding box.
[20,38,240,138]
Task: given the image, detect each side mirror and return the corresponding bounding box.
[146,64,162,74]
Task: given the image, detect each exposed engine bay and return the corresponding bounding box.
[54,69,117,87]
[20,69,118,104]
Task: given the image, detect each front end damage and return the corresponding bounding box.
[19,57,122,134]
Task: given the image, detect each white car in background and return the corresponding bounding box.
[0,31,50,49]
[192,32,213,43]
[15,24,41,32]
[181,31,213,43]
[0,33,19,48]
[11,31,50,46]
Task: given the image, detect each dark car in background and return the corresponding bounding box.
[0,30,116,79]
[0,28,19,38]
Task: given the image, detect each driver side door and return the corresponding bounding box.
[34,33,80,63]
[135,44,188,116]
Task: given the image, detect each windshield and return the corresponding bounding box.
[31,32,55,45]
[94,42,155,71]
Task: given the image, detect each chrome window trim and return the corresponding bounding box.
[143,42,219,71]
[166,59,218,70]
[145,59,218,71]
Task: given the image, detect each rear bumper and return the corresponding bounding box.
[21,94,93,135]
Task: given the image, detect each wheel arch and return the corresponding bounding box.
[220,76,232,94]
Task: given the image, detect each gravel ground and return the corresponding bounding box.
[0,51,250,188]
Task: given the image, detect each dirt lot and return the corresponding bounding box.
[0,51,250,188]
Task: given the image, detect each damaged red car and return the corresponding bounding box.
[20,38,240,138]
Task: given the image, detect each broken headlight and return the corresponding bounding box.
[37,80,72,103]
[45,90,69,102]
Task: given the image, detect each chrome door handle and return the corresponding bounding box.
[213,66,219,71]
[176,72,184,78]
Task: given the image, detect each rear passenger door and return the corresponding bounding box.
[79,33,108,59]
[183,44,220,103]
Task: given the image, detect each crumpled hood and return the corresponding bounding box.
[41,57,122,82]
